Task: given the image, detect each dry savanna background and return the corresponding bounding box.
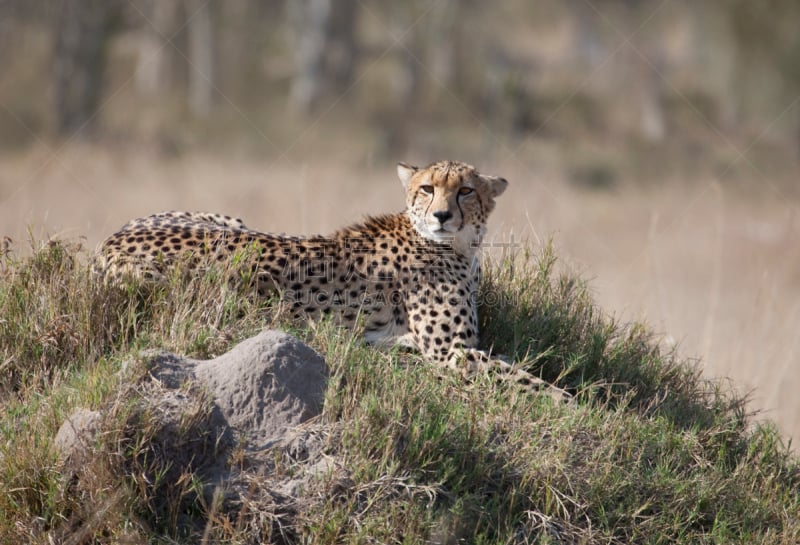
[1,0,799,447]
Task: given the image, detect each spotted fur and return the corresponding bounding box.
[97,160,567,400]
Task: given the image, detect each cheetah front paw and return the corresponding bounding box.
[451,348,571,403]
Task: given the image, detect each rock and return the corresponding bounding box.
[54,330,333,539]
[145,330,329,449]
[54,408,102,465]
[195,330,329,449]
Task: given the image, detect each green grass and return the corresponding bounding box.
[0,239,798,544]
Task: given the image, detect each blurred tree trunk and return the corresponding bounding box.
[288,0,332,115]
[187,0,216,116]
[287,0,360,115]
[621,0,666,142]
[573,2,604,67]
[52,0,119,137]
[135,0,182,96]
[328,0,358,93]
[431,0,472,93]
[636,50,665,142]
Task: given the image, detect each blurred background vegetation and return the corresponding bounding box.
[0,0,798,184]
[1,0,799,443]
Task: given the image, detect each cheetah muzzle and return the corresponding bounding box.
[97,160,569,402]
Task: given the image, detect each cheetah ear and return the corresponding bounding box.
[397,162,418,189]
[482,175,509,198]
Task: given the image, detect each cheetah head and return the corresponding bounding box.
[397,160,508,255]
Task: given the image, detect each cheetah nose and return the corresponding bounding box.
[432,210,452,224]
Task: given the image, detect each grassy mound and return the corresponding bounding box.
[0,240,798,544]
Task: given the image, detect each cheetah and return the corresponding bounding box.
[98,160,567,400]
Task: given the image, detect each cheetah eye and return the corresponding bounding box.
[420,185,434,195]
[458,187,474,196]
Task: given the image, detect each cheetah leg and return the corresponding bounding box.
[393,333,419,350]
[449,348,571,403]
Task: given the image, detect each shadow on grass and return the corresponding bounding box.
[479,241,749,433]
